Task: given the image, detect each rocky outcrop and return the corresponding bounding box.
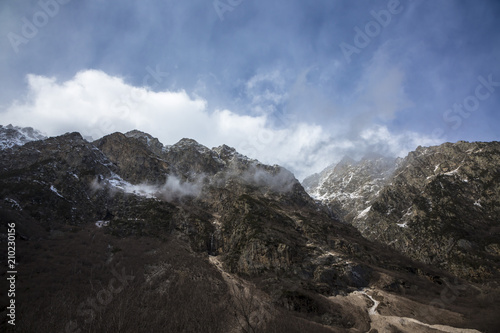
[361,141,500,281]
[94,131,172,183]
[303,154,399,226]
[0,124,46,150]
[305,141,500,282]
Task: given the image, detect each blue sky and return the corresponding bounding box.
[1,0,499,180]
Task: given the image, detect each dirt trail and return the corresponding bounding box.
[209,256,483,333]
[356,289,482,333]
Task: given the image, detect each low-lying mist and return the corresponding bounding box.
[211,162,298,193]
[241,165,297,193]
[92,174,204,202]
[92,162,298,203]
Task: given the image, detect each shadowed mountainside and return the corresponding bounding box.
[1,128,499,332]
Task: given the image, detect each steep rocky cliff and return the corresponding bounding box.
[305,141,500,282]
[91,131,379,292]
[362,142,500,282]
[0,124,46,150]
[303,154,399,225]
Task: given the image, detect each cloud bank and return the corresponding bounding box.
[2,70,440,180]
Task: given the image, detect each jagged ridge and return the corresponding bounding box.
[2,128,500,332]
[304,141,500,282]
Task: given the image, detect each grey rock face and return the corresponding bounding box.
[303,154,399,226]
[0,124,46,150]
[364,142,500,281]
[0,128,385,296]
[305,141,500,281]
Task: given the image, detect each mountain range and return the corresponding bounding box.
[1,125,499,332]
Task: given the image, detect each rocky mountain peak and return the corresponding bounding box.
[303,154,397,222]
[305,140,500,282]
[335,155,356,167]
[125,129,165,156]
[59,131,85,142]
[125,129,157,140]
[171,138,209,151]
[212,144,237,158]
[0,124,47,150]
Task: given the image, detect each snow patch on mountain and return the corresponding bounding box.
[356,206,371,219]
[94,172,204,201]
[0,124,46,150]
[95,220,110,228]
[50,185,65,198]
[4,198,22,211]
[444,166,461,176]
[303,154,399,225]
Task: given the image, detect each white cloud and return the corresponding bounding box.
[2,69,440,181]
[359,125,441,157]
[94,173,204,202]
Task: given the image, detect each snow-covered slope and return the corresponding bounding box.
[303,141,500,281]
[0,124,46,149]
[303,154,399,224]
